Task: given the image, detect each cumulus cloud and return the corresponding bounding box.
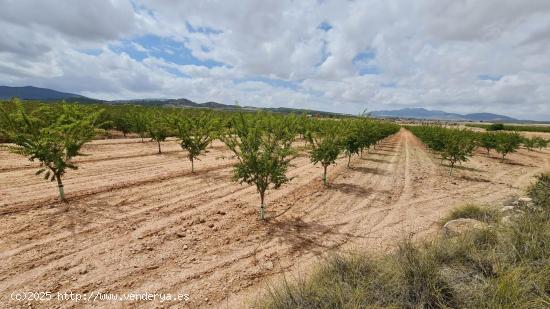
[0,0,549,120]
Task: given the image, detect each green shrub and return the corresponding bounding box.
[488,123,505,131]
[528,173,550,208]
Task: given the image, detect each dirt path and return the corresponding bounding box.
[0,129,548,308]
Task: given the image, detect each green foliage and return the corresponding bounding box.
[533,137,548,150]
[495,132,522,161]
[407,125,476,175]
[174,111,217,173]
[441,129,476,175]
[522,137,536,151]
[307,122,343,186]
[147,112,170,153]
[0,101,101,200]
[488,123,505,131]
[221,113,296,220]
[467,123,550,133]
[128,108,149,141]
[478,132,497,155]
[527,173,550,209]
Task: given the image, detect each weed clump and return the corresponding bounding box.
[260,174,550,309]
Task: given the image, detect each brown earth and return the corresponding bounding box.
[0,129,548,308]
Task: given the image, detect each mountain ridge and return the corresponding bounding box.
[0,86,522,121]
[370,107,517,122]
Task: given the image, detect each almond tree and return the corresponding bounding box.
[221,113,296,220]
[442,130,476,175]
[148,113,170,154]
[0,102,101,201]
[495,132,522,162]
[534,137,548,150]
[522,137,536,151]
[128,109,148,142]
[307,123,342,186]
[478,132,497,155]
[174,112,216,173]
[342,121,361,168]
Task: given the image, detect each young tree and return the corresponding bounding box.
[174,112,216,173]
[495,132,522,162]
[478,132,497,155]
[128,109,148,142]
[533,137,548,150]
[221,113,296,220]
[442,130,476,175]
[0,102,101,201]
[307,124,342,186]
[342,121,361,167]
[114,114,132,137]
[148,113,170,154]
[522,137,536,151]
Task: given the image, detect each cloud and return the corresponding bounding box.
[0,0,549,120]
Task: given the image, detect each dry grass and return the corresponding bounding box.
[259,174,550,309]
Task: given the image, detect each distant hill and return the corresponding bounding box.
[1,86,521,121]
[0,85,344,117]
[371,108,517,122]
[0,86,91,100]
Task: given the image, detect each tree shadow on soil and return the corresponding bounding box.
[441,164,485,173]
[264,216,364,254]
[348,166,389,176]
[359,157,392,164]
[329,182,374,198]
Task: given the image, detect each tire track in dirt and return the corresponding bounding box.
[1,131,548,308]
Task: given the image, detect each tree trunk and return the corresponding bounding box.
[347,154,351,168]
[449,162,454,176]
[259,191,265,220]
[157,141,162,154]
[323,165,328,186]
[55,174,66,201]
[191,157,195,173]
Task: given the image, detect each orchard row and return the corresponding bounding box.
[407,125,548,175]
[0,100,398,220]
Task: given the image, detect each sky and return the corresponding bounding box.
[0,0,549,120]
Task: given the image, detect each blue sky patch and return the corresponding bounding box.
[318,22,333,32]
[109,35,224,68]
[353,49,379,75]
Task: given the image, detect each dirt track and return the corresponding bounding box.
[1,129,548,308]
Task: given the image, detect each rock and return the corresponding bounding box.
[208,223,215,228]
[264,261,274,270]
[517,197,533,206]
[183,244,188,250]
[518,197,532,203]
[78,266,88,275]
[500,206,515,213]
[217,210,226,215]
[176,232,186,238]
[442,218,488,237]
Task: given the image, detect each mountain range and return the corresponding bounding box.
[0,85,521,122]
[370,108,517,122]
